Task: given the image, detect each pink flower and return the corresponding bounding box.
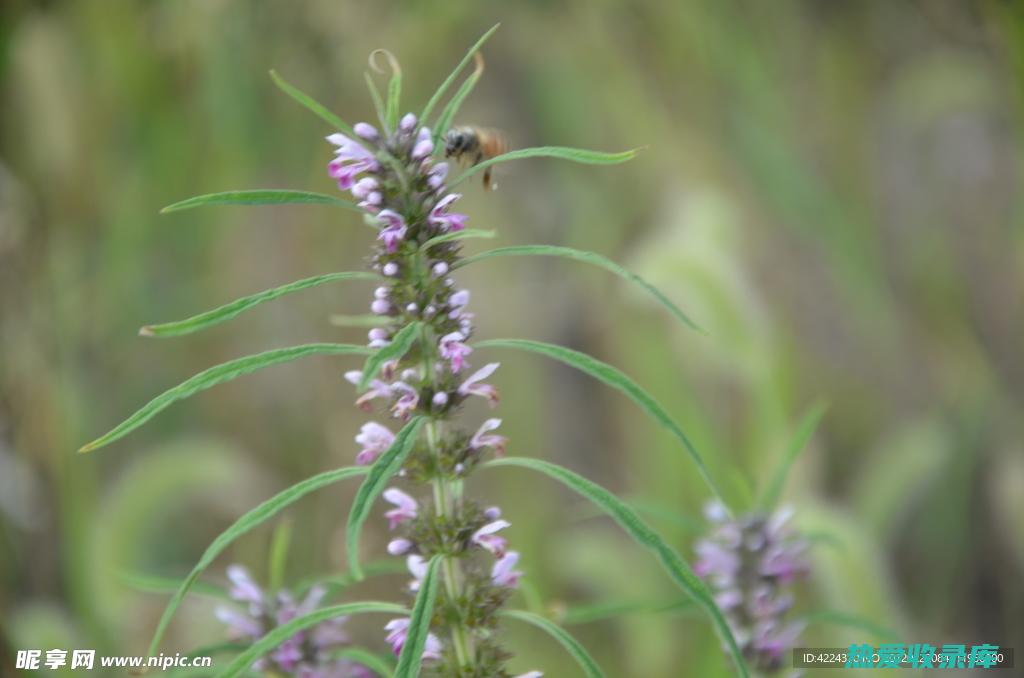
[226,564,263,606]
[326,133,378,190]
[387,538,413,555]
[407,554,428,591]
[344,371,394,411]
[376,210,408,253]
[439,331,472,373]
[354,422,395,465]
[471,418,507,457]
[458,363,500,406]
[353,122,379,141]
[491,552,523,588]
[384,618,442,660]
[215,606,262,638]
[411,127,434,160]
[429,193,468,232]
[390,381,420,420]
[471,519,510,556]
[383,488,418,529]
[514,673,543,678]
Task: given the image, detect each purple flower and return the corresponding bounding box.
[355,422,395,465]
[471,418,507,457]
[491,552,523,588]
[411,127,434,160]
[344,371,395,411]
[390,381,420,420]
[226,564,263,607]
[514,673,543,678]
[351,177,379,199]
[353,122,379,141]
[429,194,468,233]
[384,618,442,660]
[427,162,448,191]
[326,133,378,190]
[383,488,418,529]
[400,113,418,132]
[458,363,500,406]
[376,210,408,252]
[407,554,429,591]
[215,606,263,639]
[439,331,472,373]
[387,538,413,555]
[471,519,510,556]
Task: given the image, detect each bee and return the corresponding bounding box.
[445,126,509,191]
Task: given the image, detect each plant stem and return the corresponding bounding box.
[427,419,474,670]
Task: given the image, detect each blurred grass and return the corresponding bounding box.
[2,1,1023,675]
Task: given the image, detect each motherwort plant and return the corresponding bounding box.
[81,26,759,678]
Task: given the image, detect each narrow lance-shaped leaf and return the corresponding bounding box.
[216,602,409,678]
[267,520,292,594]
[759,401,828,510]
[161,190,358,214]
[450,146,639,187]
[394,555,442,678]
[269,69,358,138]
[499,609,604,678]
[484,457,750,678]
[432,52,485,146]
[457,245,702,333]
[420,229,496,251]
[146,465,370,656]
[140,272,379,338]
[79,343,372,453]
[358,322,422,392]
[474,338,727,507]
[346,418,425,578]
[369,49,402,133]
[119,572,228,601]
[365,72,388,131]
[420,23,500,123]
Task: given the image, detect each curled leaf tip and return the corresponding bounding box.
[369,48,401,76]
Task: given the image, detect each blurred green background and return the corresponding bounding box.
[2,1,1023,676]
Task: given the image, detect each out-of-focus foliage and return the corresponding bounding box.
[1,1,1021,676]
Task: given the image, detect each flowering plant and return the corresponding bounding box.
[80,26,784,678]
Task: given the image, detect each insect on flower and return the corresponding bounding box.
[445,125,509,191]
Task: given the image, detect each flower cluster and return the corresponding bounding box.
[694,502,810,673]
[216,565,372,678]
[329,115,537,677]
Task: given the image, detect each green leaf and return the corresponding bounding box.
[331,647,395,677]
[800,610,897,640]
[267,519,292,593]
[145,465,370,656]
[474,339,725,505]
[484,457,749,678]
[369,49,402,133]
[499,609,604,678]
[420,23,500,123]
[269,69,358,138]
[450,146,638,187]
[759,401,828,510]
[161,190,358,214]
[559,599,694,626]
[216,601,409,678]
[346,418,425,578]
[365,72,388,131]
[420,229,496,251]
[432,52,485,146]
[119,572,228,600]
[458,245,702,333]
[140,272,379,337]
[357,322,422,392]
[79,343,372,453]
[394,555,442,678]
